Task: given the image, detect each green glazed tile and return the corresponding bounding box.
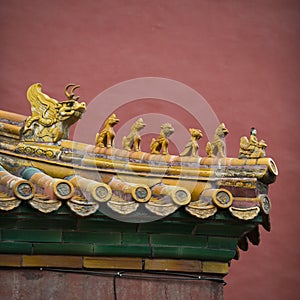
[208,236,239,250]
[2,229,62,243]
[93,245,151,257]
[0,217,18,229]
[195,223,255,237]
[138,221,195,234]
[17,218,77,230]
[152,246,235,261]
[78,219,137,232]
[0,242,32,254]
[152,246,181,258]
[62,231,121,244]
[151,234,206,247]
[33,243,93,255]
[122,233,149,245]
[180,247,236,261]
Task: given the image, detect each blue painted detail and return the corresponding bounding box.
[0,165,7,172]
[65,175,76,181]
[20,167,44,180]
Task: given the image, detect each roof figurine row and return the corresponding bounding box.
[95,113,267,159]
[20,83,267,159]
[0,83,277,223]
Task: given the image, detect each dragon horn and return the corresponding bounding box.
[64,83,80,100]
[71,85,80,94]
[64,84,74,99]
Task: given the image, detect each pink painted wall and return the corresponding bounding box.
[0,1,299,299]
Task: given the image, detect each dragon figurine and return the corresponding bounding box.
[20,83,86,143]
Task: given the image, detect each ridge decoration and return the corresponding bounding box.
[0,83,277,235]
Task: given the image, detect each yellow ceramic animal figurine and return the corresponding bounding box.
[206,123,229,158]
[21,83,86,143]
[180,128,203,157]
[122,118,146,152]
[150,123,174,155]
[95,114,120,148]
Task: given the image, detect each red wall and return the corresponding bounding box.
[0,270,223,300]
[0,1,299,299]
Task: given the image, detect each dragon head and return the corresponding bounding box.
[58,100,86,124]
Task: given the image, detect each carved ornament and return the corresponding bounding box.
[122,118,146,152]
[239,128,267,159]
[180,128,202,157]
[185,202,217,219]
[206,123,229,158]
[0,83,278,226]
[21,83,86,143]
[229,206,260,220]
[95,114,119,148]
[150,123,174,155]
